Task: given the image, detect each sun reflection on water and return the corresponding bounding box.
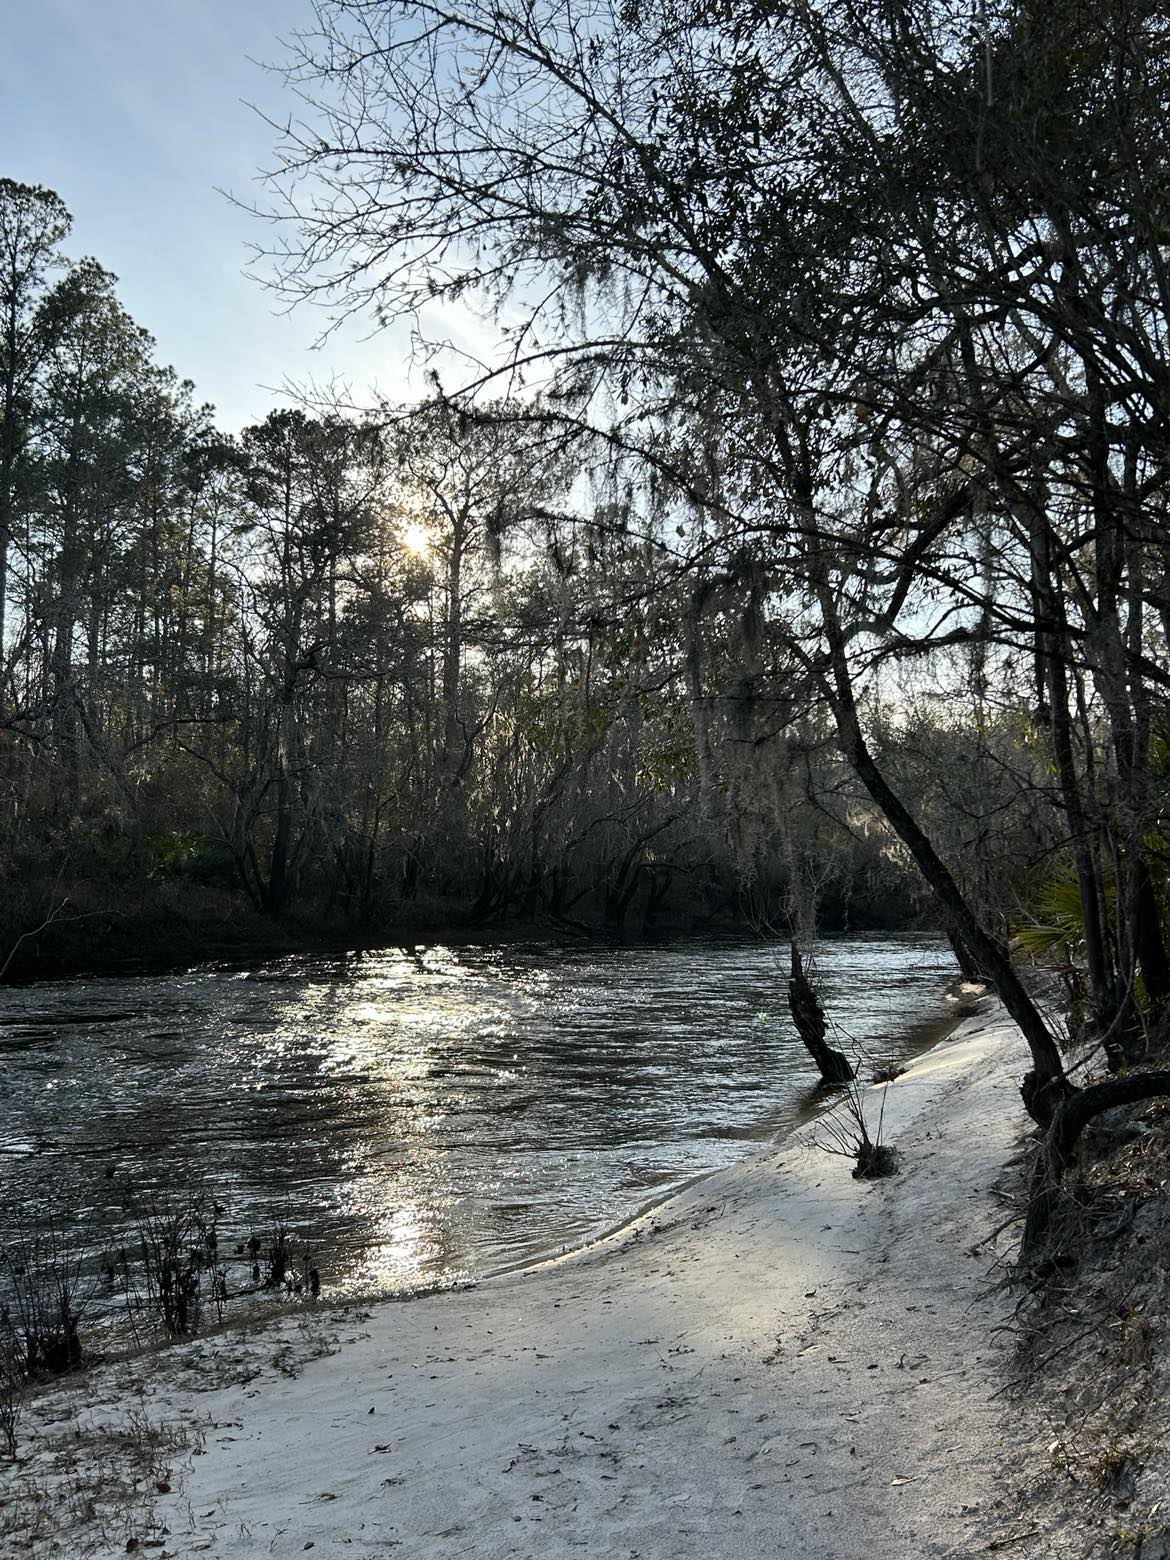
[0,935,958,1303]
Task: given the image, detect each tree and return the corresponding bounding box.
[32,260,184,814]
[386,399,571,780]
[0,180,70,698]
[237,410,384,912]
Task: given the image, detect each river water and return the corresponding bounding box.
[0,934,956,1302]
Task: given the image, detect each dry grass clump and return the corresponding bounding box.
[815,1068,901,1180]
[0,1393,203,1556]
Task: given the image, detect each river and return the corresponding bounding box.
[0,933,956,1306]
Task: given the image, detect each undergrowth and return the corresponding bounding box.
[0,1173,324,1461]
[1005,1082,1170,1558]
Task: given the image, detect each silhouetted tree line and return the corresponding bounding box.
[0,177,970,964]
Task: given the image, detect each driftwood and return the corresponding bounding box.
[787,944,854,1085]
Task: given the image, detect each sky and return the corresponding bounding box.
[0,0,463,432]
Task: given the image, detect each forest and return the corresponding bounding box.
[0,178,1043,971]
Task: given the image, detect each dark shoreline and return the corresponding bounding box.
[0,891,925,987]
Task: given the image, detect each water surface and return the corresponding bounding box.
[0,934,955,1298]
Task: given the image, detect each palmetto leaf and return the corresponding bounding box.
[1012,873,1107,961]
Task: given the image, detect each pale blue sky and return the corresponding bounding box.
[0,0,439,430]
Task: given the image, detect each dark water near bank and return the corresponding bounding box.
[0,935,955,1300]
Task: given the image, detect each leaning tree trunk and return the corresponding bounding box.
[788,944,855,1085]
[947,927,991,983]
[813,578,1070,1125]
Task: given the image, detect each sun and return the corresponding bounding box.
[400,521,433,561]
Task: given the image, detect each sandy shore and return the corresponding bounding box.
[16,1004,1043,1558]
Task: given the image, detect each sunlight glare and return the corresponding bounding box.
[401,521,433,560]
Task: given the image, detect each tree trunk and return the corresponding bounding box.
[787,944,854,1085]
[266,704,295,915]
[947,927,990,983]
[1028,510,1117,1030]
[814,579,1069,1123]
[441,513,465,781]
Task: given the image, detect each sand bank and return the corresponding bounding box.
[17,1005,1044,1558]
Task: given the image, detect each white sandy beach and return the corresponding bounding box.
[17,1005,1047,1559]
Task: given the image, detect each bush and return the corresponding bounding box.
[112,1181,227,1339]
